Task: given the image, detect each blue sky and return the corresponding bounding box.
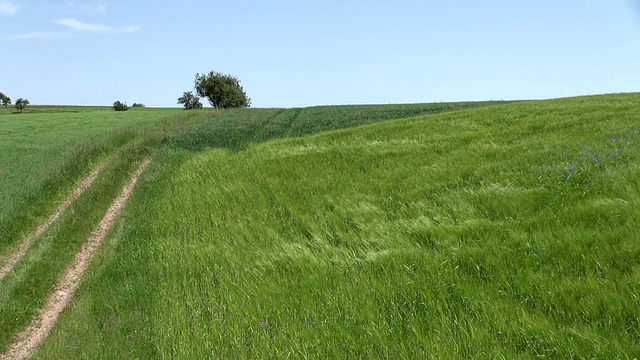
[1,0,640,108]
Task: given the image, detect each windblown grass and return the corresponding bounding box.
[164,101,512,152]
[0,142,151,353]
[36,94,640,358]
[0,108,208,354]
[0,108,182,255]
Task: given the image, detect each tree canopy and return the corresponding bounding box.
[113,100,129,111]
[14,98,29,113]
[194,71,250,109]
[0,92,10,108]
[177,91,203,110]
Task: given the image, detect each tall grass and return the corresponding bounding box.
[0,108,181,255]
[0,140,152,352]
[35,94,640,358]
[0,108,209,354]
[164,101,512,152]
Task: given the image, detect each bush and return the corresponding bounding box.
[15,98,29,113]
[113,101,129,111]
[131,103,145,108]
[177,91,203,110]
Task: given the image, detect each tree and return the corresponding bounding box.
[177,91,203,110]
[15,98,29,113]
[113,100,129,111]
[194,71,250,109]
[0,92,10,108]
[1,96,10,108]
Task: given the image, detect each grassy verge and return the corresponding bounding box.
[0,108,208,354]
[0,108,183,256]
[34,94,640,358]
[33,148,187,359]
[0,139,152,352]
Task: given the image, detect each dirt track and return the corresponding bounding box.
[1,158,151,360]
[0,161,108,282]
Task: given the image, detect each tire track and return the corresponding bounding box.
[284,108,303,138]
[0,160,109,282]
[1,158,151,360]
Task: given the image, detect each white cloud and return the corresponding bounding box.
[54,18,139,33]
[5,31,73,40]
[55,18,112,32]
[0,0,17,16]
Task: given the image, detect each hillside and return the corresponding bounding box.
[35,94,640,358]
[1,95,639,358]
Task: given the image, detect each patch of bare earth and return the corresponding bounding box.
[1,158,151,360]
[0,161,109,282]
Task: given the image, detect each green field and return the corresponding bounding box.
[1,95,639,358]
[0,107,185,250]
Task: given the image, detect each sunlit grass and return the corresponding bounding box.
[0,143,151,352]
[36,94,640,358]
[0,108,183,254]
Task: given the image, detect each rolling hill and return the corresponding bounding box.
[1,95,639,358]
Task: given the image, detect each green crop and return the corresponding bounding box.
[29,94,640,358]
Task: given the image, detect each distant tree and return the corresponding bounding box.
[194,71,250,109]
[131,103,145,108]
[113,100,129,111]
[0,93,10,108]
[177,91,203,110]
[14,98,29,113]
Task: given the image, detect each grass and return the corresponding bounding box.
[29,94,640,358]
[0,105,112,115]
[0,106,212,354]
[0,141,151,353]
[164,100,513,152]
[1,102,495,255]
[0,107,183,256]
[0,100,496,355]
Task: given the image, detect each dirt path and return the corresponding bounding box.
[0,161,109,282]
[1,158,151,360]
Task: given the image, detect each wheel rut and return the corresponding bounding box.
[0,160,109,282]
[1,158,152,360]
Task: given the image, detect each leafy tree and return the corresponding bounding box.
[113,100,129,111]
[194,71,250,109]
[14,98,29,113]
[0,94,10,108]
[177,91,203,110]
[131,103,145,108]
